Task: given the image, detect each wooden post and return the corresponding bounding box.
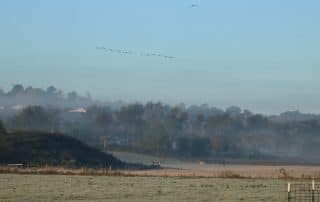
[312,179,315,202]
[287,182,291,202]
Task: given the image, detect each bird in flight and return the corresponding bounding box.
[96,46,176,60]
[190,4,200,8]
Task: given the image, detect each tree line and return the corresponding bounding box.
[2,102,320,160]
[0,84,93,108]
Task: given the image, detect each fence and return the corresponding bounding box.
[288,180,320,202]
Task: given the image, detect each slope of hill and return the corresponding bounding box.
[0,130,139,169]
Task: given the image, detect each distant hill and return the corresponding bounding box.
[0,130,141,169]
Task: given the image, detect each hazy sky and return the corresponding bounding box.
[0,0,319,114]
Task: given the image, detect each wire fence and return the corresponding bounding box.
[288,180,320,202]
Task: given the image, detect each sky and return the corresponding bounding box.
[0,0,319,114]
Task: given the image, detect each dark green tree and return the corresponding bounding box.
[12,106,54,131]
[246,114,268,129]
[9,84,24,95]
[0,120,6,134]
[47,85,58,94]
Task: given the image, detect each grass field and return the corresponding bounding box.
[1,152,319,201]
[112,151,320,179]
[0,174,289,202]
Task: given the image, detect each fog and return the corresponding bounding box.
[1,84,320,163]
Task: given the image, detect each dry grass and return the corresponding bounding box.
[0,166,129,177]
[111,151,320,179]
[1,165,320,179]
[0,174,289,201]
[116,164,320,179]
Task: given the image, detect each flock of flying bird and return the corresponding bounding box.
[96,46,176,59]
[96,2,200,60]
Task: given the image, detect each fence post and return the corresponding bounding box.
[312,179,315,202]
[287,182,291,202]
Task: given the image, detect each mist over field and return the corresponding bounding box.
[1,85,320,163]
[1,1,320,201]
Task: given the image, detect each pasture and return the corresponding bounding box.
[1,152,319,201]
[0,174,288,201]
[112,151,320,179]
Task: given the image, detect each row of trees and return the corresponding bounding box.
[0,84,74,98]
[3,103,320,160]
[0,85,92,108]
